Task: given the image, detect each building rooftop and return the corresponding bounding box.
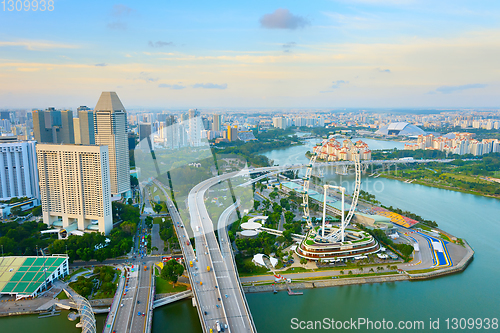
[0,256,66,296]
[375,122,426,136]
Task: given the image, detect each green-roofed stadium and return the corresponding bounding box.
[0,255,68,299]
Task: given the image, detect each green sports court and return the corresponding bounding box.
[0,256,68,298]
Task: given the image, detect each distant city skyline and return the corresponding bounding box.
[1,1,500,108]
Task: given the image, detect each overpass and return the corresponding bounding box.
[153,179,224,333]
[153,290,193,308]
[189,173,257,333]
[150,158,453,332]
[258,227,305,241]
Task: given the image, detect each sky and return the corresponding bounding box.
[1,0,500,109]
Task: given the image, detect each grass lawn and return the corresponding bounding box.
[154,216,170,224]
[417,224,432,231]
[441,173,490,184]
[155,277,188,294]
[296,271,399,281]
[284,266,309,273]
[93,289,116,299]
[237,257,270,277]
[494,171,500,177]
[440,234,451,242]
[57,291,69,299]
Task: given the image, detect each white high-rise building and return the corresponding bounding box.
[94,92,131,196]
[0,141,39,202]
[188,109,201,146]
[36,144,112,235]
[272,116,286,129]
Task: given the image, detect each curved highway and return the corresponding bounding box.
[160,158,453,332]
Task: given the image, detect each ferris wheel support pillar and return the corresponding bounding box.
[340,187,345,242]
[322,185,346,240]
[322,185,328,238]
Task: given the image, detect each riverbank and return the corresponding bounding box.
[380,174,500,199]
[243,273,409,293]
[243,240,474,294]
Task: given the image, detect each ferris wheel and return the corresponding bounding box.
[302,135,361,241]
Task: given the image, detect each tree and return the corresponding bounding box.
[280,198,290,210]
[130,175,139,188]
[253,200,260,211]
[120,221,137,236]
[10,206,22,216]
[161,259,185,286]
[263,200,271,210]
[151,246,158,252]
[300,257,307,265]
[340,270,344,275]
[153,204,162,214]
[32,205,42,216]
[127,198,133,205]
[284,211,295,224]
[145,216,153,229]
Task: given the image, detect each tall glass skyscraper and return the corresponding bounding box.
[32,108,74,144]
[94,92,131,196]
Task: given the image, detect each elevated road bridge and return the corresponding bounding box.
[149,158,453,332]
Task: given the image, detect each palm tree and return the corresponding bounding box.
[340,270,344,275]
[369,268,374,273]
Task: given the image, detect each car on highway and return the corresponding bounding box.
[138,311,141,316]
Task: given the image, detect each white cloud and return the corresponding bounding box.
[0,40,79,51]
[260,8,310,30]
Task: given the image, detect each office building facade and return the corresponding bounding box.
[77,106,95,145]
[0,141,39,202]
[212,114,221,131]
[36,144,112,235]
[227,125,238,142]
[94,92,130,196]
[32,108,74,144]
[139,122,152,151]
